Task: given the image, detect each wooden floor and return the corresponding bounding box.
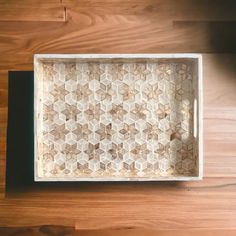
[1,0,236,235]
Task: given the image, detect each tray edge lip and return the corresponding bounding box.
[34,53,202,60]
[34,55,39,182]
[34,176,203,182]
[198,54,204,180]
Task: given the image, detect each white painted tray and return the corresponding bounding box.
[34,54,203,181]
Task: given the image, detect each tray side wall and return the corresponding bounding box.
[34,56,44,181]
[197,55,203,179]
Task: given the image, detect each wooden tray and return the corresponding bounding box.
[34,54,203,181]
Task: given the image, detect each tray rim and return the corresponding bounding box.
[34,53,203,182]
[34,53,202,60]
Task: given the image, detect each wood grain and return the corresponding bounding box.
[0,0,236,235]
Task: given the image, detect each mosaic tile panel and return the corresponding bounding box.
[35,57,200,180]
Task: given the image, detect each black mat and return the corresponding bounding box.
[6,71,34,191]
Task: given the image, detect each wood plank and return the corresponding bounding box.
[0,176,236,229]
[203,108,236,177]
[1,227,236,236]
[74,229,236,236]
[0,20,232,70]
[0,1,234,68]
[203,54,236,106]
[0,0,61,3]
[0,10,233,69]
[0,6,65,22]
[173,21,236,53]
[0,6,235,70]
[64,0,236,21]
[0,178,235,229]
[8,226,197,236]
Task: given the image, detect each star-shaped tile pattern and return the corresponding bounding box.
[38,60,197,178]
